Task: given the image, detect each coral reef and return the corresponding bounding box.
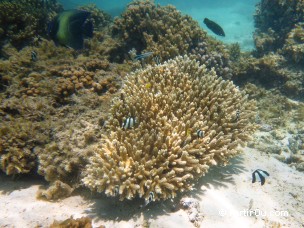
[190,41,231,79]
[231,0,304,101]
[254,0,304,56]
[0,0,62,51]
[37,119,102,185]
[0,36,123,178]
[231,52,304,100]
[0,97,53,175]
[111,0,229,71]
[78,4,111,30]
[228,43,241,62]
[82,56,256,201]
[245,88,304,173]
[283,22,304,64]
[0,40,121,100]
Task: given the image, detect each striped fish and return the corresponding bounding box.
[122,117,136,129]
[134,51,153,60]
[252,169,269,185]
[197,129,204,138]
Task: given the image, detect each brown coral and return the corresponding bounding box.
[283,22,304,64]
[37,180,74,201]
[111,0,226,65]
[253,0,304,57]
[49,216,97,228]
[0,119,50,175]
[0,0,62,51]
[82,56,256,201]
[78,4,112,30]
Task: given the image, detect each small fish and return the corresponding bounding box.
[31,51,38,62]
[145,83,152,89]
[114,185,119,196]
[122,117,136,129]
[203,18,225,37]
[186,129,192,137]
[252,169,269,185]
[145,192,154,206]
[197,129,204,138]
[134,51,154,61]
[48,10,93,49]
[236,110,240,121]
[153,55,161,65]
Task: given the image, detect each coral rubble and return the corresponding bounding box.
[37,180,74,201]
[82,56,256,201]
[49,216,100,228]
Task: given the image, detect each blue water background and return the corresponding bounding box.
[60,0,259,50]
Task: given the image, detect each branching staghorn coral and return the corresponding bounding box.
[82,56,256,201]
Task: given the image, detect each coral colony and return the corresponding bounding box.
[1,0,304,207]
[82,56,256,201]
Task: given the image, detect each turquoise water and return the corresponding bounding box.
[60,0,259,50]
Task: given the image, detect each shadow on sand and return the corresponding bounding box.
[83,154,247,222]
[0,171,47,194]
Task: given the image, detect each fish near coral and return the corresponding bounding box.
[31,51,38,62]
[203,18,225,37]
[122,117,136,129]
[48,10,93,49]
[82,55,256,202]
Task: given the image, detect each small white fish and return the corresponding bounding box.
[145,192,154,206]
[122,117,136,129]
[114,185,119,196]
[197,129,204,138]
[134,51,153,60]
[252,169,269,185]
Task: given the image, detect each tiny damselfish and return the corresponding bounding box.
[48,10,93,49]
[203,18,225,37]
[252,169,269,185]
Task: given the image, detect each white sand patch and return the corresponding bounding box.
[1,147,303,227]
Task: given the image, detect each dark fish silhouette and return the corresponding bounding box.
[31,51,38,62]
[48,10,93,49]
[252,169,269,185]
[203,18,225,37]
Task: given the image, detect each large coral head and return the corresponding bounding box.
[82,55,256,201]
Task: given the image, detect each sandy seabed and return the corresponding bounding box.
[1,146,303,228]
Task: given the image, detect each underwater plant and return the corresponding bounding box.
[82,56,256,202]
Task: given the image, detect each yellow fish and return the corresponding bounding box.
[186,129,191,137]
[145,83,152,89]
